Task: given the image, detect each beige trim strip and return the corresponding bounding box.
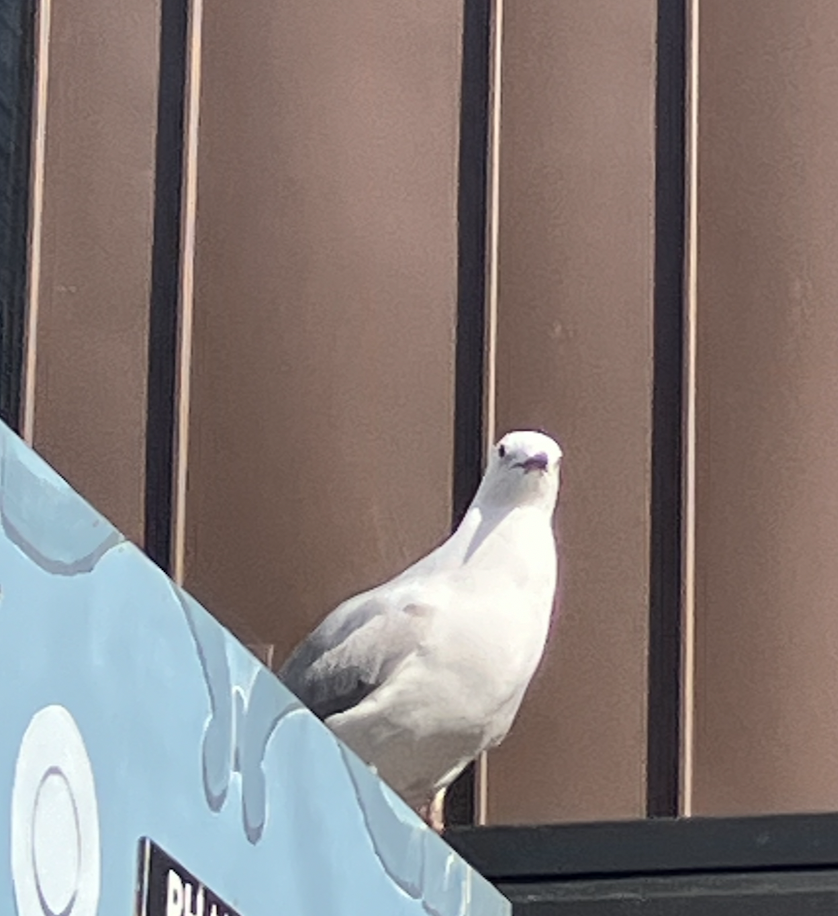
[171,0,204,585]
[21,0,53,444]
[482,0,504,458]
[680,0,699,818]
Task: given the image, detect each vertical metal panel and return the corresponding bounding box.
[26,0,160,542]
[184,2,462,653]
[485,0,656,824]
[692,0,838,815]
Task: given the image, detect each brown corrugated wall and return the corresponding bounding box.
[22,0,838,827]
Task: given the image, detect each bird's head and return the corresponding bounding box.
[475,430,563,514]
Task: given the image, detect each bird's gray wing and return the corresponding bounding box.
[278,591,428,721]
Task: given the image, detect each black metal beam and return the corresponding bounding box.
[446,812,838,883]
[0,0,36,431]
[498,870,838,915]
[446,0,493,828]
[145,0,190,571]
[647,0,689,819]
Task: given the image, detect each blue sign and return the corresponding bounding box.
[0,421,509,916]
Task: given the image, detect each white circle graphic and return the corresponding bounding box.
[11,705,101,916]
[33,768,81,914]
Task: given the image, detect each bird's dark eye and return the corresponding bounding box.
[498,444,506,458]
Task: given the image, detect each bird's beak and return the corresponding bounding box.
[515,452,550,473]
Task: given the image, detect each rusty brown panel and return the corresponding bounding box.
[485,0,656,825]
[692,0,838,816]
[29,0,158,543]
[184,2,462,653]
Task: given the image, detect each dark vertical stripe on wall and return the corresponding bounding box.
[0,0,36,431]
[145,0,189,570]
[647,0,688,818]
[446,0,493,829]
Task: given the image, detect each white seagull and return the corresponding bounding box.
[279,430,563,829]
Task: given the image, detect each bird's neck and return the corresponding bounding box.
[455,502,555,572]
[399,499,555,579]
[472,474,559,516]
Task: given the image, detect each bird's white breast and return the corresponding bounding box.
[326,503,558,807]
